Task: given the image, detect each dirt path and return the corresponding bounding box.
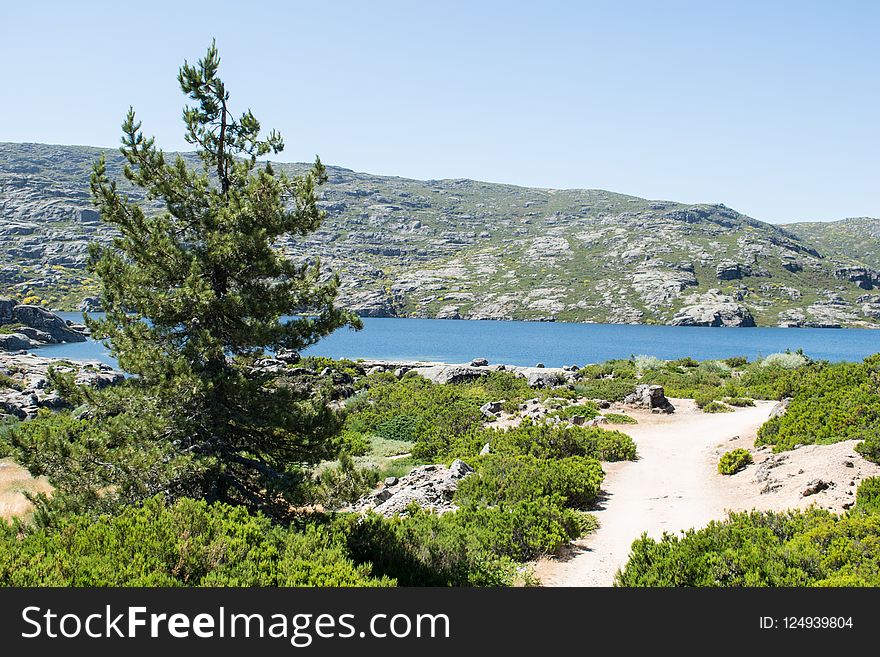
[536,399,775,587]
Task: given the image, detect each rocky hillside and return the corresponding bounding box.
[784,217,880,270]
[2,142,880,328]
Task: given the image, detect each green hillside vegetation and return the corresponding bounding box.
[785,217,880,269]
[3,140,880,327]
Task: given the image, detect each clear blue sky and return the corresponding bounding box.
[2,0,877,223]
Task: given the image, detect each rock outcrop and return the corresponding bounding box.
[670,292,756,327]
[623,384,675,413]
[0,299,87,350]
[0,352,123,419]
[354,460,474,517]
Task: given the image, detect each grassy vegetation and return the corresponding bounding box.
[718,449,753,475]
[603,413,637,425]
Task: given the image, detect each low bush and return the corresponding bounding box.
[479,421,637,463]
[573,379,636,402]
[550,402,600,421]
[342,497,586,585]
[603,413,637,425]
[854,477,880,514]
[702,401,733,414]
[723,397,755,407]
[761,352,808,369]
[456,454,604,509]
[718,448,753,475]
[753,356,880,453]
[0,496,392,587]
[616,508,880,586]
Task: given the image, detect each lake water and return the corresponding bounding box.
[30,313,880,368]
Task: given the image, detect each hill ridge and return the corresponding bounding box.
[2,142,880,328]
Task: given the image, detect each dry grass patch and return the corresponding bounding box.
[0,458,52,523]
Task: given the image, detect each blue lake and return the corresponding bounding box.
[31,313,880,368]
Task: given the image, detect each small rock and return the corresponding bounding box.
[383,477,398,487]
[449,459,474,479]
[801,479,833,497]
[479,443,491,456]
[535,363,545,368]
[470,358,489,367]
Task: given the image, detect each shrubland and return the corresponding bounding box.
[616,480,880,586]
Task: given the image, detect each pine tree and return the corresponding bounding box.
[44,42,360,513]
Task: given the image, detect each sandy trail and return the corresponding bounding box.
[536,399,775,587]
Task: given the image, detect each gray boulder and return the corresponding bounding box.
[78,296,103,312]
[624,384,675,413]
[716,261,750,280]
[414,365,488,385]
[354,461,474,517]
[769,397,791,419]
[480,400,503,419]
[0,298,15,324]
[17,326,57,343]
[470,357,489,367]
[526,370,563,388]
[12,305,87,342]
[670,294,756,327]
[0,333,36,351]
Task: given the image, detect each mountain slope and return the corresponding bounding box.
[1,142,879,328]
[784,217,880,270]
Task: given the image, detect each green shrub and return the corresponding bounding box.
[456,455,604,509]
[856,436,880,464]
[603,413,637,425]
[616,509,880,587]
[0,418,18,458]
[671,357,699,368]
[573,379,636,402]
[0,497,393,587]
[550,402,600,421]
[752,356,880,453]
[723,397,755,407]
[761,352,808,369]
[854,477,880,514]
[342,497,584,585]
[718,448,753,475]
[374,415,421,442]
[724,356,749,368]
[634,355,664,374]
[693,390,717,408]
[702,401,733,414]
[480,421,637,463]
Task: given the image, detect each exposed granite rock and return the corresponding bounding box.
[834,267,880,290]
[353,460,474,516]
[0,304,87,346]
[670,292,756,327]
[623,384,674,413]
[0,352,123,419]
[716,260,750,280]
[0,334,37,351]
[412,365,489,385]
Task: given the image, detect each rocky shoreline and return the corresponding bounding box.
[0,298,88,351]
[0,351,122,419]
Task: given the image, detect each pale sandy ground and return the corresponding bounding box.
[535,399,880,587]
[0,457,52,523]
